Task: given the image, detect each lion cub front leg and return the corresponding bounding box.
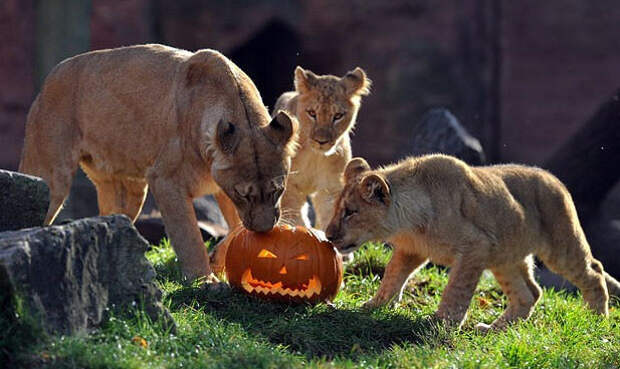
[434,257,485,328]
[150,178,214,282]
[280,184,309,227]
[363,248,428,309]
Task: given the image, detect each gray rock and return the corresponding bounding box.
[411,108,486,165]
[0,215,172,335]
[0,169,49,232]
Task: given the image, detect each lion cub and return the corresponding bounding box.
[326,154,620,330]
[273,66,371,230]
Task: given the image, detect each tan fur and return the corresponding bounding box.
[19,44,298,281]
[209,66,370,274]
[326,154,620,330]
[275,66,371,229]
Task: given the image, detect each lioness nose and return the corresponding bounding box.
[279,266,287,274]
[326,225,339,242]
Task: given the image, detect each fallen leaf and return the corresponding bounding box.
[131,335,148,348]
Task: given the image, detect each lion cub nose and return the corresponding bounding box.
[279,266,287,274]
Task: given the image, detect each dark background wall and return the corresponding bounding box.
[1,0,620,170]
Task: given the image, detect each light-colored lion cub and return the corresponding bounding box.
[326,154,620,330]
[274,66,371,230]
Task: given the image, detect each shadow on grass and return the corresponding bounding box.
[167,285,451,360]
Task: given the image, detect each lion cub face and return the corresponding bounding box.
[294,66,371,152]
[326,158,391,253]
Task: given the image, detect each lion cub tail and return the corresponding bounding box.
[605,272,620,298]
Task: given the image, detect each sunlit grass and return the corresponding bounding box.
[3,241,619,368]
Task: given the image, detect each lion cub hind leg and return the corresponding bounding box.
[539,249,609,316]
[476,259,542,332]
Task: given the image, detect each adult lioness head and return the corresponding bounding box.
[294,66,371,152]
[325,157,391,254]
[185,50,298,232]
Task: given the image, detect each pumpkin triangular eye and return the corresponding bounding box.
[257,249,277,258]
[295,253,309,261]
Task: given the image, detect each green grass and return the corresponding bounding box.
[3,241,620,369]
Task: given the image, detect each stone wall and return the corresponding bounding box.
[1,0,620,171]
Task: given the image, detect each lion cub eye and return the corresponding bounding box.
[257,249,277,258]
[307,109,317,119]
[333,112,345,122]
[295,254,309,261]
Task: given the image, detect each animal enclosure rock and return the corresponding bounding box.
[0,169,49,232]
[411,109,486,165]
[0,215,172,335]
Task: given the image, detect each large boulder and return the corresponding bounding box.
[0,215,171,335]
[0,169,49,232]
[411,108,486,165]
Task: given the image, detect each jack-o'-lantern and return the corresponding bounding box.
[225,225,343,303]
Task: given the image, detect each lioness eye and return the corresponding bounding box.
[333,112,345,122]
[307,109,316,119]
[344,207,357,219]
[295,254,309,261]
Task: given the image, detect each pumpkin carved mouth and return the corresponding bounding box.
[241,269,322,298]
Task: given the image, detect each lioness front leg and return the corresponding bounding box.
[363,248,428,309]
[434,257,484,328]
[209,190,242,275]
[150,178,213,282]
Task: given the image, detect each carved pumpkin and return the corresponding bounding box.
[225,225,343,304]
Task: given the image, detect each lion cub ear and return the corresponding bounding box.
[294,66,318,94]
[360,174,390,206]
[264,110,298,148]
[344,157,371,182]
[216,119,241,154]
[342,67,371,96]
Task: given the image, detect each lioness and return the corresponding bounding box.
[19,44,298,281]
[326,154,620,330]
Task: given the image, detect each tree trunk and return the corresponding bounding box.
[35,0,94,222]
[35,0,91,88]
[544,89,620,225]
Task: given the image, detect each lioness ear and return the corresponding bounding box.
[342,67,371,96]
[294,66,318,94]
[216,119,240,154]
[344,157,371,182]
[264,110,297,147]
[360,174,390,206]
